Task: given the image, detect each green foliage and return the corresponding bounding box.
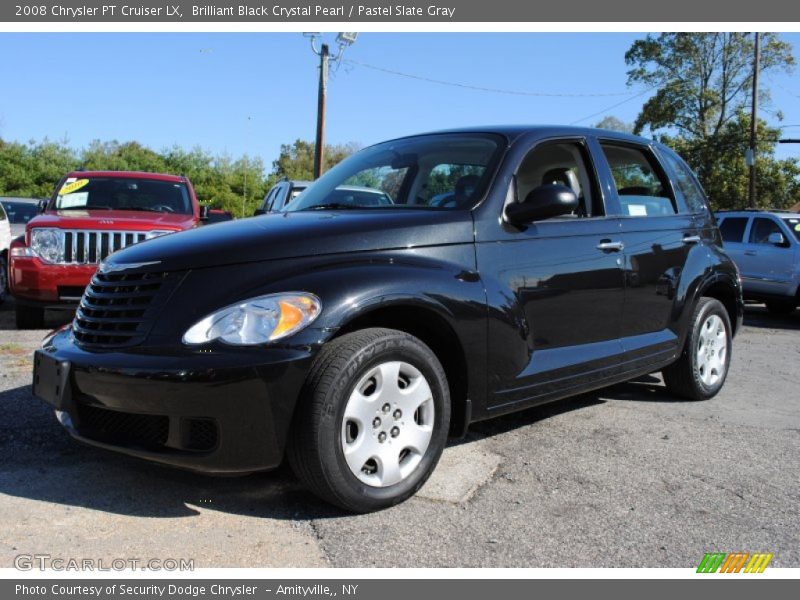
[625,32,798,209]
[272,139,360,180]
[594,116,634,134]
[0,138,274,217]
[663,114,800,209]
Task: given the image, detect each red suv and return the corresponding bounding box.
[9,171,205,328]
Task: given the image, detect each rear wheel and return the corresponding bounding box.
[765,299,797,316]
[287,327,450,512]
[663,297,732,401]
[15,304,45,329]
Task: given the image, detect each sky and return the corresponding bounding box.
[1,32,799,167]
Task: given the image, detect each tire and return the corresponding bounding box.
[15,304,45,329]
[662,297,732,401]
[0,256,7,306]
[765,299,797,316]
[287,327,451,512]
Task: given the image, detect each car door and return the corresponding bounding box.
[743,217,796,295]
[717,215,750,273]
[596,140,696,370]
[476,137,626,409]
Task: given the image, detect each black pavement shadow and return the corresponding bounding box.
[0,383,341,520]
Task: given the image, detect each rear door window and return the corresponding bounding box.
[600,143,677,217]
[718,217,748,243]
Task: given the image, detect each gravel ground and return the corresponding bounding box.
[1,298,798,568]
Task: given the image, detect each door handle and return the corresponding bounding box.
[682,234,702,244]
[744,250,757,256]
[597,240,624,252]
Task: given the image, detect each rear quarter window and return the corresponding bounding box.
[659,150,709,213]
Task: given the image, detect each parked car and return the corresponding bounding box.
[255,179,311,214]
[715,209,800,315]
[206,208,234,224]
[32,127,743,512]
[0,197,44,239]
[9,171,208,329]
[0,201,11,305]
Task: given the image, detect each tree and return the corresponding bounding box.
[594,116,634,134]
[272,139,361,180]
[625,33,798,208]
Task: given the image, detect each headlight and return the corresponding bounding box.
[183,293,321,346]
[30,228,64,263]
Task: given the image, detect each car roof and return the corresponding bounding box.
[715,209,799,218]
[0,196,43,204]
[380,125,656,147]
[63,170,185,183]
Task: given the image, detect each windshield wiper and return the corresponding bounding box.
[57,205,113,210]
[300,203,360,211]
[125,206,166,213]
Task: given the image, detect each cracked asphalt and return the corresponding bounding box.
[1,297,798,568]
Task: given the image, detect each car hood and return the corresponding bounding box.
[28,210,195,231]
[105,210,475,271]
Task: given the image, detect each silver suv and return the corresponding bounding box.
[716,210,800,315]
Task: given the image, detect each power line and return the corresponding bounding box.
[343,58,641,98]
[569,87,656,126]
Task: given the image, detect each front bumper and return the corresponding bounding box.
[37,327,314,474]
[10,255,95,307]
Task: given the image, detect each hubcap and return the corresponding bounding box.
[695,314,728,387]
[341,361,435,487]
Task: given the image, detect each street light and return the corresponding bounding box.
[304,32,359,179]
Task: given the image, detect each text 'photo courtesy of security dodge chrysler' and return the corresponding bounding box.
[32,127,744,512]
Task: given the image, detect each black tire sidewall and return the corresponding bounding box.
[318,333,450,511]
[688,299,732,399]
[0,257,7,304]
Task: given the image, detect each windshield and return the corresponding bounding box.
[286,134,504,212]
[53,177,192,214]
[783,216,800,241]
[1,201,39,225]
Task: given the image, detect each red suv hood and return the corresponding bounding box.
[27,210,196,232]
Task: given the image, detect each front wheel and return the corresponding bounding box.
[662,297,732,401]
[287,327,450,512]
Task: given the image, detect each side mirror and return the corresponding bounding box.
[199,205,210,221]
[504,184,578,225]
[253,208,266,216]
[37,199,48,214]
[768,231,787,246]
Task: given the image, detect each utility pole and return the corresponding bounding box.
[304,33,358,180]
[748,32,761,208]
[314,43,329,180]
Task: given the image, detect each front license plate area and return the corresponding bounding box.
[32,351,72,410]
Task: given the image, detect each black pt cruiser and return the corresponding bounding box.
[33,126,743,512]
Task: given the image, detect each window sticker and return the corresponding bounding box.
[59,192,89,208]
[795,223,800,232]
[59,178,89,196]
[627,204,647,216]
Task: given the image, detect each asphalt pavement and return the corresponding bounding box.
[1,298,797,568]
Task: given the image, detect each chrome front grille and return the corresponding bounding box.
[61,230,148,264]
[73,269,180,348]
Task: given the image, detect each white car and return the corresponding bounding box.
[0,200,12,304]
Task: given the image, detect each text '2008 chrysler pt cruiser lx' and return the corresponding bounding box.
[33,127,743,512]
